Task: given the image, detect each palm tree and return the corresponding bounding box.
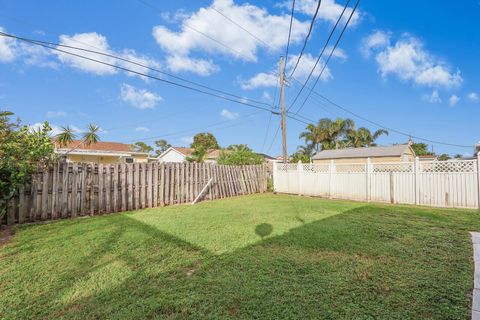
[346,127,388,147]
[82,123,100,146]
[329,118,355,149]
[55,123,101,155]
[55,126,76,147]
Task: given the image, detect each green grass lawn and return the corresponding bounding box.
[1,194,479,319]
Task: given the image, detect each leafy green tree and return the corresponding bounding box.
[453,154,463,159]
[186,148,208,163]
[438,153,452,161]
[131,142,153,154]
[290,145,314,163]
[410,143,433,156]
[1,112,55,220]
[154,139,171,156]
[191,132,220,150]
[217,145,264,165]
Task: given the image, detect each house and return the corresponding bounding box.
[157,146,274,163]
[55,140,150,164]
[312,144,416,164]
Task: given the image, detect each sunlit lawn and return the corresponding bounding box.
[0,194,478,319]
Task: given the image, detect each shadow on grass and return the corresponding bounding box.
[33,205,475,319]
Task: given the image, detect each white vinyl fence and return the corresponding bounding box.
[273,157,480,209]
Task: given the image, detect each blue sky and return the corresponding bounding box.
[0,0,479,157]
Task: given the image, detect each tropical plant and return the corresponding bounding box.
[346,127,389,147]
[55,126,76,147]
[154,139,171,156]
[55,123,102,154]
[217,145,263,165]
[438,153,452,161]
[299,117,356,151]
[186,147,208,163]
[410,142,433,156]
[131,142,153,154]
[82,123,100,146]
[191,132,220,150]
[1,112,55,221]
[290,145,314,163]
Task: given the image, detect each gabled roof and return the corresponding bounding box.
[312,144,413,160]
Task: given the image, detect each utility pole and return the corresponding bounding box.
[279,56,287,163]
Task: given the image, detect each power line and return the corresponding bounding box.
[284,0,296,68]
[204,2,276,52]
[0,32,272,109]
[135,0,256,62]
[287,0,351,112]
[0,32,281,116]
[126,112,261,143]
[261,79,279,152]
[288,0,322,78]
[295,0,359,114]
[308,92,473,148]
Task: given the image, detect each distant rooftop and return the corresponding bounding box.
[312,144,412,160]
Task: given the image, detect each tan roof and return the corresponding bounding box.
[172,147,195,156]
[55,140,133,152]
[312,144,413,160]
[172,147,222,158]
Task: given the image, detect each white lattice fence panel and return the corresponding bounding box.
[420,160,476,173]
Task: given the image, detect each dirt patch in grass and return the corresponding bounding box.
[0,226,13,248]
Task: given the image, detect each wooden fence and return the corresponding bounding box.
[274,158,480,209]
[5,162,267,225]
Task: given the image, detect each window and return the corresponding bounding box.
[125,157,134,163]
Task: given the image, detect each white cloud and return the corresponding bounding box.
[56,32,159,77]
[0,28,158,77]
[467,92,479,102]
[283,0,361,26]
[135,126,150,133]
[46,111,67,118]
[240,52,334,90]
[424,90,442,103]
[0,27,17,62]
[220,108,239,119]
[449,94,460,106]
[152,0,311,75]
[360,30,391,57]
[120,83,162,109]
[240,72,277,90]
[363,31,462,89]
[165,54,218,76]
[28,123,80,137]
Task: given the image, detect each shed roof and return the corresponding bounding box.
[312,144,412,160]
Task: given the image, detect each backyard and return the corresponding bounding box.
[0,193,478,319]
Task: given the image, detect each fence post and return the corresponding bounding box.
[297,161,303,195]
[272,161,277,193]
[414,157,420,205]
[477,152,480,209]
[366,158,371,202]
[329,160,335,199]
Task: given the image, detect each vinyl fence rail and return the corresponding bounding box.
[4,162,267,225]
[273,156,480,209]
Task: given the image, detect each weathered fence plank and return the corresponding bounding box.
[6,162,267,224]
